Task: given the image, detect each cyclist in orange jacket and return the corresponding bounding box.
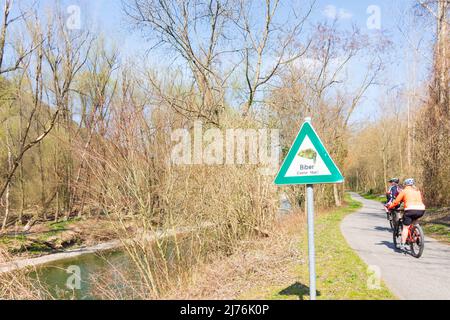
[388,178,425,250]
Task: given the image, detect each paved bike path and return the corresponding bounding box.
[341,192,450,300]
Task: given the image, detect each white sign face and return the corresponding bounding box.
[285,136,331,177]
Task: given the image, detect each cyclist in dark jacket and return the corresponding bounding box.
[386,178,400,203]
[385,178,401,221]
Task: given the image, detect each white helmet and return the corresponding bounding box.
[404,178,415,186]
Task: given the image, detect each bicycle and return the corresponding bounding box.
[393,215,425,258]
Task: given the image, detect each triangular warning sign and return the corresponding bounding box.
[274,121,344,185]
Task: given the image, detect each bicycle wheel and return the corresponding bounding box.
[409,224,425,258]
[389,212,395,231]
[393,221,402,249]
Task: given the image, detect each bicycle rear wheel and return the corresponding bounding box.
[393,221,402,249]
[389,212,395,231]
[409,224,425,258]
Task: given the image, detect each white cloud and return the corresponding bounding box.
[322,5,353,20]
[323,5,337,19]
[338,8,353,19]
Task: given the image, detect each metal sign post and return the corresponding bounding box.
[274,117,344,301]
[306,184,316,300]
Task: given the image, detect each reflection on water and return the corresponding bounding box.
[31,250,130,300]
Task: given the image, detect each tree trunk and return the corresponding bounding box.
[19,96,25,223]
[2,139,12,231]
[333,184,341,207]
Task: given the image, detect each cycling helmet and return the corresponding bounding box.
[404,178,415,186]
[388,178,399,183]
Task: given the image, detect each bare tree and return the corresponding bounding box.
[415,0,449,206]
[0,0,35,75]
[0,9,92,229]
[124,0,233,124]
[268,22,389,207]
[71,41,119,218]
[0,0,36,229]
[236,0,313,117]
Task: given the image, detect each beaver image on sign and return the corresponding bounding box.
[297,148,317,164]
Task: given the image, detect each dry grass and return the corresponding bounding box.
[162,212,306,299]
[0,248,51,299]
[78,110,281,299]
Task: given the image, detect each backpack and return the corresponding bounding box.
[389,185,401,201]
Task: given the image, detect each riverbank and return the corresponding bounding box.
[0,216,120,259]
[0,221,217,275]
[0,240,120,274]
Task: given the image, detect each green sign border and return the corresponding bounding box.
[274,121,344,185]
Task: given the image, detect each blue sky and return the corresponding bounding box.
[9,0,434,123]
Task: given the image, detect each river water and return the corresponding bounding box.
[31,250,130,299]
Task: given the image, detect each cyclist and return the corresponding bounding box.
[386,178,400,203]
[385,178,401,221]
[388,178,426,250]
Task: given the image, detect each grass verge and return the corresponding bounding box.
[421,207,450,244]
[422,224,450,243]
[360,192,386,203]
[241,194,395,300]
